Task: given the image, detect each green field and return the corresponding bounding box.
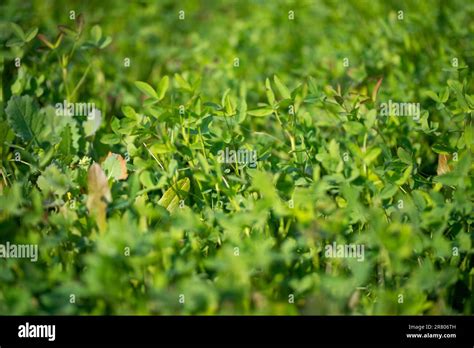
[0,0,472,315]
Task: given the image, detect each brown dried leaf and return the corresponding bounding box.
[37,34,54,49]
[348,290,360,310]
[437,154,452,176]
[87,163,112,232]
[372,77,383,102]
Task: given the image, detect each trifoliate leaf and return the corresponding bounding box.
[37,164,71,197]
[397,147,412,164]
[174,74,192,92]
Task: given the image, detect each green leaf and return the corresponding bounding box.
[425,91,439,103]
[307,76,319,96]
[432,143,453,155]
[395,165,412,186]
[157,76,169,101]
[251,171,279,202]
[237,96,247,123]
[150,143,171,154]
[343,121,365,135]
[0,120,14,154]
[58,125,73,161]
[273,75,291,100]
[6,38,24,47]
[24,27,38,42]
[158,177,190,213]
[100,133,121,145]
[37,164,72,197]
[247,107,274,117]
[102,153,128,180]
[440,87,450,103]
[57,117,81,154]
[224,93,235,116]
[134,81,159,99]
[91,25,102,43]
[447,80,468,110]
[10,22,25,40]
[98,36,112,49]
[139,171,155,188]
[397,147,412,164]
[5,95,42,142]
[364,109,377,129]
[334,95,345,106]
[265,78,275,106]
[174,73,192,92]
[122,106,137,120]
[380,184,398,199]
[363,147,381,165]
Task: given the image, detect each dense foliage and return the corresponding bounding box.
[0,0,472,315]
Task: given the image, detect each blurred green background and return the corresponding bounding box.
[0,0,472,315]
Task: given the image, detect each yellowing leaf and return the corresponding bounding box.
[102,152,128,180]
[363,147,381,165]
[158,177,190,213]
[87,163,112,232]
[247,107,274,117]
[37,33,54,49]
